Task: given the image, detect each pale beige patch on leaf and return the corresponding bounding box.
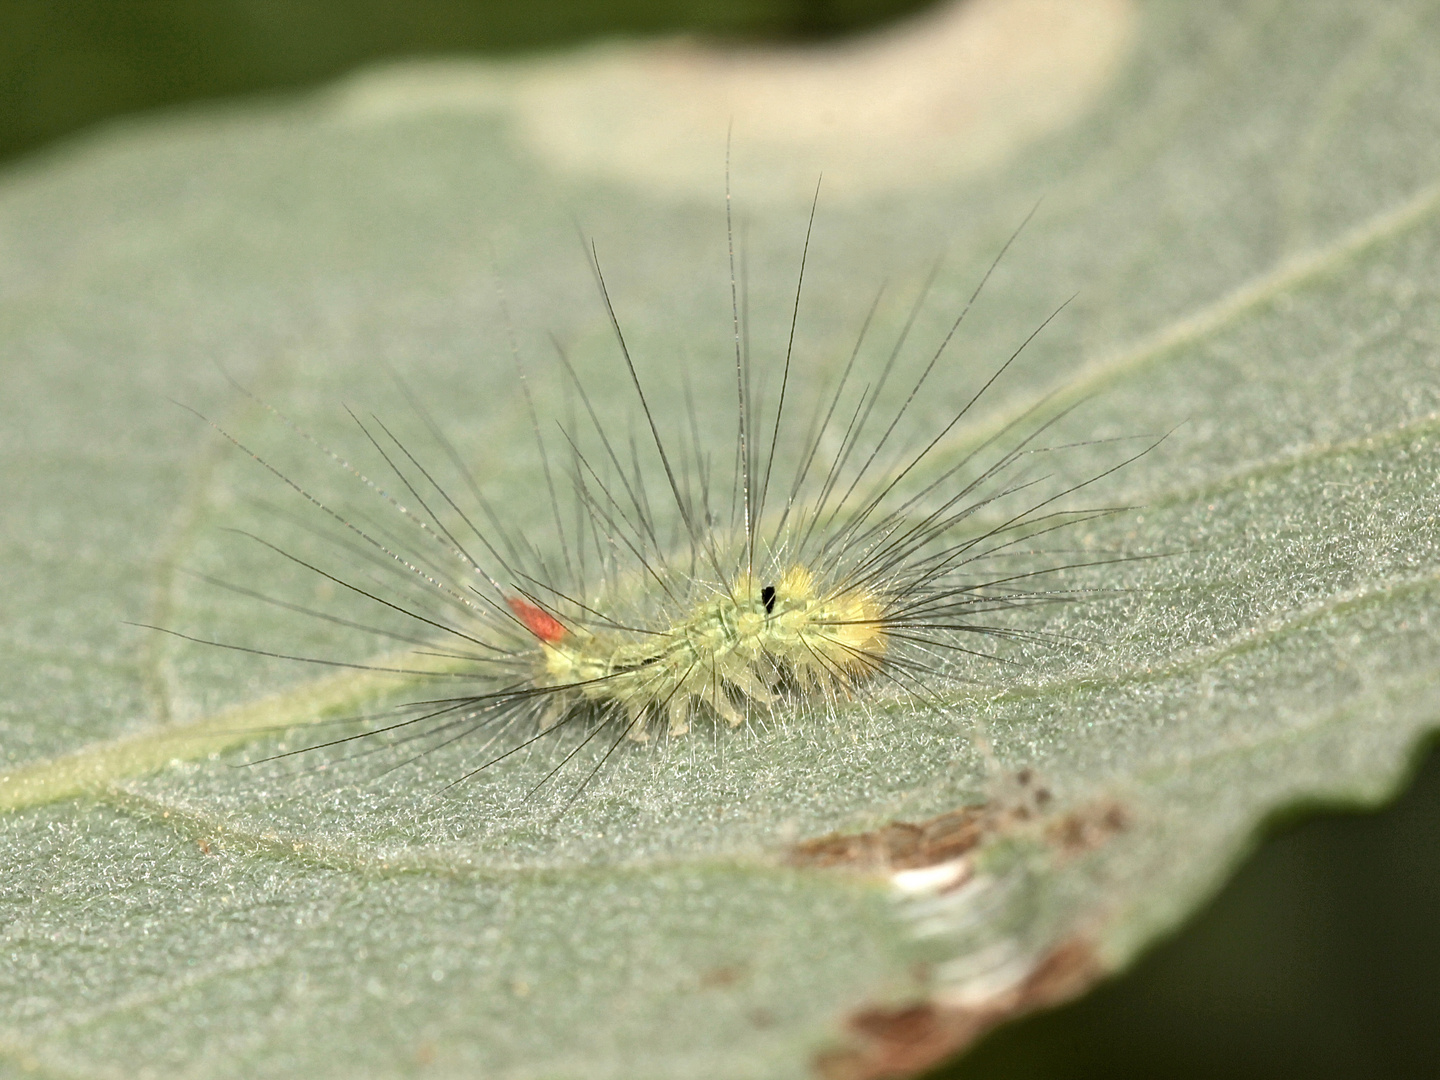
[331,0,1138,202]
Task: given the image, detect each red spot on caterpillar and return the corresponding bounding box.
[507,596,568,643]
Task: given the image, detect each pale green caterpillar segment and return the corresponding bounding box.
[530,565,888,738]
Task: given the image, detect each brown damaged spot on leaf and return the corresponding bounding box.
[786,804,991,871]
[1045,798,1130,857]
[813,939,1102,1080]
[697,963,746,989]
[787,770,1127,872]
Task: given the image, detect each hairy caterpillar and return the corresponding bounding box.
[168,191,1149,800]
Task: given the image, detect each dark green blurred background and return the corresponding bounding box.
[4,3,1436,1078]
[0,0,930,165]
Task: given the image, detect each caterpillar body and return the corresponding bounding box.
[178,196,1144,797]
[509,561,886,738]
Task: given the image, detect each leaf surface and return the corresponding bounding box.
[4,2,1440,1076]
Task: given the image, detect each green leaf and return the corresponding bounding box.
[5,2,1440,1077]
